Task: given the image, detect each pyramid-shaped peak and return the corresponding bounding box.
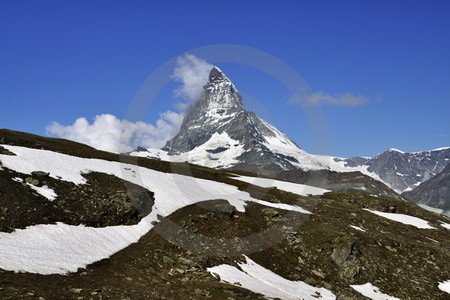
[208,66,229,82]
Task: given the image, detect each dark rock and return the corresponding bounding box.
[387,205,397,213]
[304,277,317,286]
[312,269,325,278]
[0,146,15,156]
[331,238,363,281]
[205,147,229,154]
[262,208,281,222]
[211,202,237,218]
[31,171,50,178]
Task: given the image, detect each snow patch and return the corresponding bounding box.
[350,225,366,232]
[387,148,405,154]
[208,255,336,300]
[364,209,435,229]
[131,132,245,169]
[257,116,326,171]
[27,184,57,201]
[438,280,450,294]
[439,221,450,230]
[236,175,329,196]
[426,237,439,243]
[350,283,400,300]
[248,199,311,215]
[0,221,151,275]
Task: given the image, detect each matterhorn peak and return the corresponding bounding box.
[208,66,229,82]
[204,66,239,96]
[160,65,323,173]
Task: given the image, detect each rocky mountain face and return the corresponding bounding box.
[133,67,399,198]
[339,147,450,193]
[163,66,323,173]
[403,163,450,213]
[1,129,450,299]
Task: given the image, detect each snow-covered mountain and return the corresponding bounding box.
[132,67,450,203]
[132,67,388,193]
[137,66,325,173]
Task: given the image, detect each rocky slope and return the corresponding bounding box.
[403,163,450,214]
[275,169,400,199]
[1,129,450,299]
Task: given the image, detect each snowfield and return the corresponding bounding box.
[207,255,336,300]
[256,116,327,172]
[0,145,314,274]
[235,175,329,196]
[131,132,246,169]
[363,209,435,229]
[438,280,450,294]
[350,283,400,300]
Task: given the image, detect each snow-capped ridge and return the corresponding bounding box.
[387,148,405,154]
[387,146,450,154]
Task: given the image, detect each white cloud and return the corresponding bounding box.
[45,54,216,153]
[291,91,368,106]
[46,112,184,153]
[172,54,213,102]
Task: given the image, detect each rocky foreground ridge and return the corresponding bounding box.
[0,129,449,299]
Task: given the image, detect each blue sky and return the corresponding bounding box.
[1,0,449,157]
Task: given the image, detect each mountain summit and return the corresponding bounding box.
[208,66,233,84]
[163,66,245,153]
[161,66,324,173]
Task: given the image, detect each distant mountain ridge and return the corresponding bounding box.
[336,147,450,193]
[403,162,450,214]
